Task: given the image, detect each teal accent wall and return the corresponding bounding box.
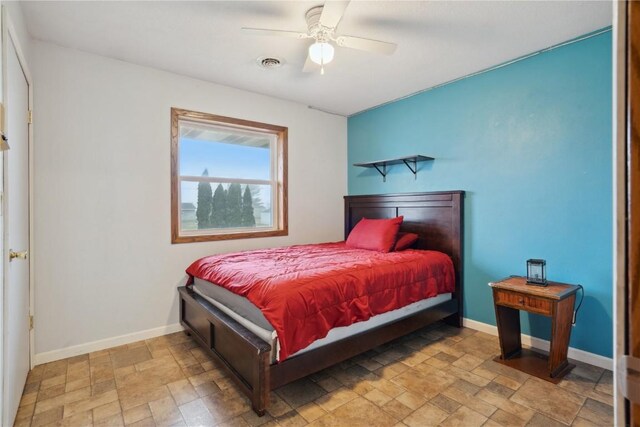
[348,31,612,357]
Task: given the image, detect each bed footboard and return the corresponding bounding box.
[178,286,271,415]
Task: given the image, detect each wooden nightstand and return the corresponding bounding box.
[489,276,580,383]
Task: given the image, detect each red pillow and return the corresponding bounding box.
[346,216,404,252]
[394,232,419,251]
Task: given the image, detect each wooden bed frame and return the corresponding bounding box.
[177,191,464,415]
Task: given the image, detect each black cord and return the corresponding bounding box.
[572,284,584,325]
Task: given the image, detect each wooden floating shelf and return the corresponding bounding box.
[353,155,434,182]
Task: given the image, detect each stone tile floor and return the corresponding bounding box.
[15,322,613,426]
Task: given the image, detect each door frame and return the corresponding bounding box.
[0,4,35,383]
[613,0,627,425]
[615,0,640,425]
[624,2,639,424]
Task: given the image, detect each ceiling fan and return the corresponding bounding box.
[242,1,397,74]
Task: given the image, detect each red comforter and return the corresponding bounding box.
[186,242,455,360]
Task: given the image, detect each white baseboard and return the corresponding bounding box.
[33,323,184,365]
[463,318,613,371]
[33,318,612,370]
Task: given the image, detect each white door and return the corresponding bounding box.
[3,36,31,426]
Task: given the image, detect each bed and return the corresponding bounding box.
[177,191,464,415]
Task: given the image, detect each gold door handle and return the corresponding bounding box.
[9,250,27,261]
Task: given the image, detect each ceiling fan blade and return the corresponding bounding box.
[241,27,308,39]
[302,54,318,73]
[319,1,350,29]
[336,35,397,55]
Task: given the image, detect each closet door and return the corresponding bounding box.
[2,32,32,427]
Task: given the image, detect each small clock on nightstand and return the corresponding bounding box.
[526,259,547,286]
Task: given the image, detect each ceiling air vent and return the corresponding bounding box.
[257,57,283,69]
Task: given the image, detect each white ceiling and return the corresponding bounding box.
[20,1,612,116]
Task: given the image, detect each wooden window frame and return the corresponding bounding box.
[171,108,288,243]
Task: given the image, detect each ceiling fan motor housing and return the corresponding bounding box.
[305,6,332,41]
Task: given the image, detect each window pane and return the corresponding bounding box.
[180,180,273,232]
[179,121,273,180]
[171,109,287,243]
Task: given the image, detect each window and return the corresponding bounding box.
[171,108,287,243]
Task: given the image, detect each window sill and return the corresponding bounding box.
[172,228,288,244]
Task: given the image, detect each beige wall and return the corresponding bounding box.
[32,41,347,359]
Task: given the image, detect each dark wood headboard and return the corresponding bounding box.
[344,191,465,310]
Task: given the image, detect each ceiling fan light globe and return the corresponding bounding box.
[309,42,335,65]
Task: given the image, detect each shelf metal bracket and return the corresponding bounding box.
[402,158,418,180]
[372,163,387,182]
